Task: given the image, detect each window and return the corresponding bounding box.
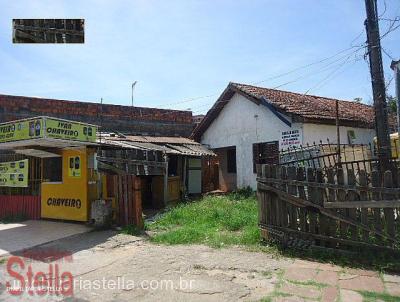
[347,130,356,145]
[253,141,279,173]
[43,157,62,182]
[168,155,178,176]
[227,148,236,173]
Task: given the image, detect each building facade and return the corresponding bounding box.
[193,82,377,191]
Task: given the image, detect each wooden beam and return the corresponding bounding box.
[324,200,400,208]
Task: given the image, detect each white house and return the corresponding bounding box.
[192,82,378,191]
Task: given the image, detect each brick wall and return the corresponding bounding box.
[0,94,194,137]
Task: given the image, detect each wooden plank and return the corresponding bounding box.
[257,177,400,194]
[297,167,307,232]
[124,175,129,225]
[371,170,383,244]
[270,165,277,226]
[316,168,329,244]
[287,166,298,230]
[383,170,396,240]
[326,168,338,241]
[259,223,399,253]
[257,182,397,244]
[336,168,348,237]
[306,168,317,234]
[359,170,369,241]
[324,200,400,208]
[347,169,358,240]
[280,166,288,227]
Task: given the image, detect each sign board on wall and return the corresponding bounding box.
[0,117,97,144]
[0,159,29,187]
[45,118,96,143]
[279,129,303,150]
[0,118,43,143]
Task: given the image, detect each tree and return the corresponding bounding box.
[387,95,397,114]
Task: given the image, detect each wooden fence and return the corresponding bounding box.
[257,164,400,252]
[106,174,143,228]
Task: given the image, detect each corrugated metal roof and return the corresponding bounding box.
[98,133,215,156]
[124,135,198,145]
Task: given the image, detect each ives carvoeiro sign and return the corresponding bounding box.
[0,117,97,144]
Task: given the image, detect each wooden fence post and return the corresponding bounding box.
[288,166,298,230]
[359,170,369,241]
[297,167,307,232]
[307,168,317,234]
[383,170,395,240]
[347,169,358,240]
[371,170,383,244]
[280,166,288,227]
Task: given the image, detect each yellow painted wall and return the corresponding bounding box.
[41,148,89,221]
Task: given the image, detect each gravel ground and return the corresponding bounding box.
[1,230,399,301]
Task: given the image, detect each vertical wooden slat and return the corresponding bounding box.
[297,167,307,232]
[280,166,288,227]
[270,165,277,227]
[316,168,329,244]
[307,168,316,234]
[383,170,395,240]
[287,166,297,230]
[359,170,369,241]
[371,170,383,244]
[347,169,358,240]
[337,168,348,237]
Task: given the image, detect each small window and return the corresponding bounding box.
[227,148,236,173]
[253,141,279,173]
[347,130,356,145]
[168,155,178,176]
[43,157,62,182]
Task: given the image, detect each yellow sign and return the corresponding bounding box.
[0,117,97,144]
[0,159,29,187]
[41,149,88,221]
[45,118,96,143]
[0,119,43,143]
[68,156,81,177]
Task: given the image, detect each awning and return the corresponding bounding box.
[15,148,61,158]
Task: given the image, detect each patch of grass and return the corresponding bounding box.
[360,290,400,302]
[287,278,328,289]
[0,258,6,265]
[0,213,27,223]
[121,224,143,236]
[147,191,263,248]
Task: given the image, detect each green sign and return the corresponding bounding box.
[0,159,29,187]
[0,117,97,144]
[45,118,96,143]
[0,118,43,143]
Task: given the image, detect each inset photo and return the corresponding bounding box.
[12,19,84,44]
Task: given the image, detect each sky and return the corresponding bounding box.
[0,0,399,115]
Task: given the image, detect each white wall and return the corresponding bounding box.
[201,93,296,190]
[302,123,376,146]
[201,93,376,190]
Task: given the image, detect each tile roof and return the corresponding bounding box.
[192,82,384,140]
[231,83,374,125]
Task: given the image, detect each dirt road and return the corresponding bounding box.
[0,231,399,301]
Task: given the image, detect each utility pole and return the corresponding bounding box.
[391,60,400,136]
[131,81,137,107]
[364,0,392,170]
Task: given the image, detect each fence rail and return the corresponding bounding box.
[257,164,400,252]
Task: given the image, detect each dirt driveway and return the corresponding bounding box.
[0,230,399,301]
